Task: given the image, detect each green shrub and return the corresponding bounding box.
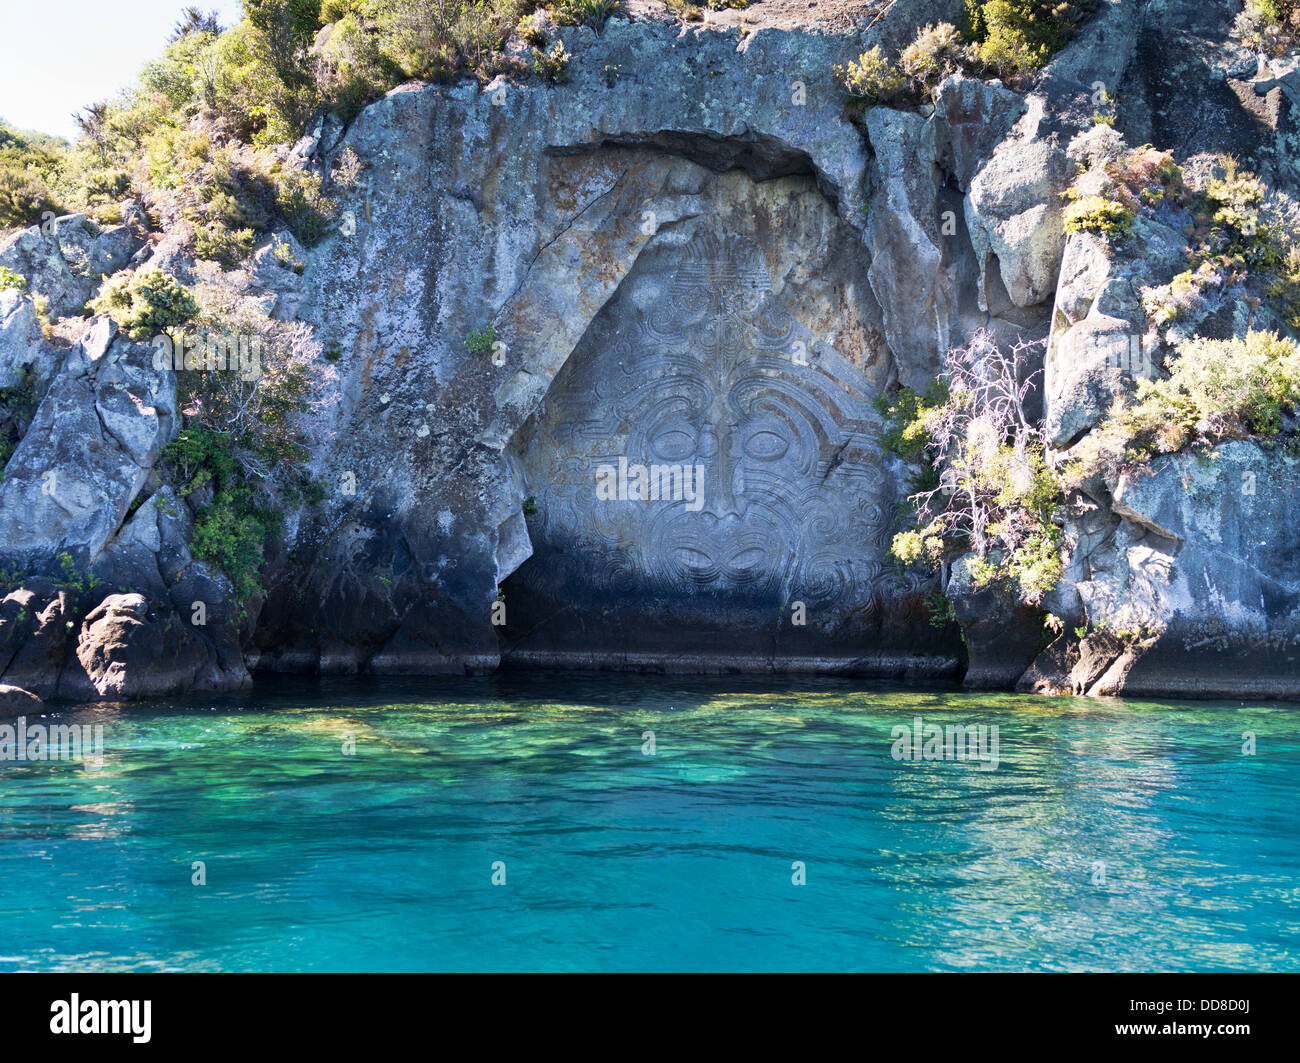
[316,11,407,121]
[1062,194,1133,237]
[551,0,619,26]
[900,23,972,91]
[89,269,200,338]
[166,427,274,606]
[1064,330,1300,487]
[0,166,61,231]
[1236,0,1300,53]
[964,0,1095,80]
[0,368,39,418]
[54,551,103,594]
[882,332,1062,607]
[195,221,257,267]
[1203,159,1279,271]
[532,40,571,82]
[664,0,704,18]
[1270,245,1300,331]
[465,322,497,355]
[873,378,949,486]
[835,46,906,105]
[0,266,27,292]
[272,167,337,247]
[518,12,547,46]
[161,268,322,606]
[0,120,68,229]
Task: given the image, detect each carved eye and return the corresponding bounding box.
[743,429,789,461]
[727,547,767,571]
[651,426,697,461]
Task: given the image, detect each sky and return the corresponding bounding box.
[0,0,246,141]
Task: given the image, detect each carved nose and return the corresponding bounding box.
[698,424,746,519]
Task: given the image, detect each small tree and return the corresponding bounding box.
[170,7,223,42]
[883,331,1063,605]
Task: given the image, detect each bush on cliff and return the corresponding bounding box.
[89,269,200,339]
[879,331,1064,608]
[835,46,908,105]
[1063,330,1300,489]
[1236,0,1300,54]
[963,0,1096,80]
[162,265,337,606]
[0,121,67,231]
[166,426,277,606]
[900,23,974,92]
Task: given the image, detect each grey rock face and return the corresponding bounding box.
[255,7,1039,679]
[0,290,59,390]
[967,134,1074,310]
[1,1,1295,700]
[0,316,177,568]
[1025,442,1300,698]
[503,166,945,673]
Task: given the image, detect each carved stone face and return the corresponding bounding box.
[507,194,933,661]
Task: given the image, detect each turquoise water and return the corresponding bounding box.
[0,674,1297,972]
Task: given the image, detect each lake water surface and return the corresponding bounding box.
[1,674,1296,971]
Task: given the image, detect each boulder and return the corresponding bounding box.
[61,593,213,700]
[967,135,1074,309]
[0,213,142,319]
[0,683,43,718]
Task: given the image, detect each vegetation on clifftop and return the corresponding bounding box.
[836,1,1098,104]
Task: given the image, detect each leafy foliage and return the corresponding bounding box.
[165,426,278,605]
[0,120,67,230]
[465,322,497,355]
[89,269,200,339]
[532,39,571,82]
[900,23,974,92]
[1063,331,1300,488]
[161,266,337,606]
[1063,194,1133,237]
[963,0,1095,80]
[551,0,620,27]
[834,46,906,105]
[882,332,1063,606]
[1235,0,1300,54]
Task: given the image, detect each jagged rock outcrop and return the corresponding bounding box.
[1016,0,1300,698]
[0,316,176,564]
[0,210,144,318]
[0,314,247,700]
[0,290,59,389]
[1022,441,1300,697]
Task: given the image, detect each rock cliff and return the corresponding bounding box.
[1,0,1297,705]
